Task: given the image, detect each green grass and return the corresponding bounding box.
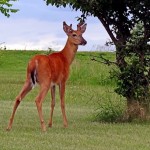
[0,50,150,150]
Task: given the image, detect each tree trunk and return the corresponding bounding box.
[123,98,150,121]
[116,44,127,70]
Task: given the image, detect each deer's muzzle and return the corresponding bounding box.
[81,38,87,45]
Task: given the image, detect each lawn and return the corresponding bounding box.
[0,50,150,150]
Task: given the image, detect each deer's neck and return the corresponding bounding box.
[61,39,78,65]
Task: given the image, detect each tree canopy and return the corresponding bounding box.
[0,0,18,17]
[45,0,150,46]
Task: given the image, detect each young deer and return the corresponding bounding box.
[7,21,87,131]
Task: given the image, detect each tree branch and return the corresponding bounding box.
[98,16,118,45]
[91,55,116,66]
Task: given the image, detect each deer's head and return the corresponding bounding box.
[63,21,87,46]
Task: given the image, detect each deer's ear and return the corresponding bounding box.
[63,22,72,35]
[80,23,87,33]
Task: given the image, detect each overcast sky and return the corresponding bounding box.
[0,0,111,51]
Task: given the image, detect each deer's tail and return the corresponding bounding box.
[31,69,36,85]
[27,60,38,86]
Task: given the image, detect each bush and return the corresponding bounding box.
[94,93,125,123]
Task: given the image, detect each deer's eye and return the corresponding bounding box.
[72,34,77,37]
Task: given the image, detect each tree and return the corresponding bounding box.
[0,0,18,17]
[44,0,150,120]
[113,23,150,120]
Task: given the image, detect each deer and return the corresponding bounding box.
[6,21,87,132]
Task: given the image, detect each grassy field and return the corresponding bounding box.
[0,50,150,150]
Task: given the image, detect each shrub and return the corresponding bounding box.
[94,93,125,123]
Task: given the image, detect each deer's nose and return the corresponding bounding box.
[82,39,87,45]
[80,36,87,46]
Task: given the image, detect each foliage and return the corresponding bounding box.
[94,94,124,122]
[0,0,18,17]
[113,23,150,103]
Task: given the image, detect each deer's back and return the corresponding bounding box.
[27,53,70,85]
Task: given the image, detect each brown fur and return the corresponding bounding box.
[7,21,87,131]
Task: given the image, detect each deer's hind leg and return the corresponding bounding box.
[7,79,33,131]
[35,83,50,132]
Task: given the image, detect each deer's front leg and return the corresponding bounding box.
[59,82,68,127]
[48,85,56,127]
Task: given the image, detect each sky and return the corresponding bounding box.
[0,0,112,51]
